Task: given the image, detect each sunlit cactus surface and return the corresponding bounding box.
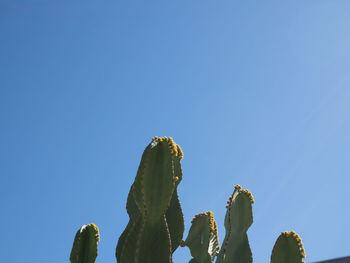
[69,136,306,263]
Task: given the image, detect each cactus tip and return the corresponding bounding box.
[281,231,306,259]
[191,211,220,249]
[87,223,100,242]
[227,185,255,206]
[240,189,255,204]
[151,136,183,160]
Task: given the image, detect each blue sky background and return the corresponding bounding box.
[1,0,350,262]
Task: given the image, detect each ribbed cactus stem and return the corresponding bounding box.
[191,211,219,247]
[271,231,306,263]
[153,136,184,160]
[182,211,220,263]
[69,137,308,263]
[116,136,185,263]
[70,223,100,263]
[216,185,254,263]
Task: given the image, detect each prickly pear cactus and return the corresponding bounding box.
[181,211,220,263]
[116,136,185,263]
[271,231,306,263]
[70,223,100,263]
[215,185,254,263]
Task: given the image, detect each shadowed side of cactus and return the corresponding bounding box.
[166,184,185,253]
[116,136,184,263]
[181,211,220,263]
[115,184,140,263]
[70,223,100,263]
[271,231,306,263]
[216,185,254,263]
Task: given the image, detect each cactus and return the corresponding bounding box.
[69,136,306,263]
[70,223,100,263]
[116,136,184,263]
[180,211,220,263]
[214,184,254,263]
[271,231,306,263]
[183,184,305,263]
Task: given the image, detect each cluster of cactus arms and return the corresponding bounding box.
[70,136,306,263]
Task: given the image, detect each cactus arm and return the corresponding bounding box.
[165,154,184,252]
[133,138,176,218]
[216,185,254,263]
[182,211,220,263]
[116,220,131,262]
[70,223,100,263]
[126,184,140,221]
[270,231,306,263]
[116,183,141,261]
[218,232,252,263]
[137,215,173,263]
[119,217,143,263]
[166,187,185,252]
[118,137,184,263]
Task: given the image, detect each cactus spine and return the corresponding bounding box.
[69,136,306,263]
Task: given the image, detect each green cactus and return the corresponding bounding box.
[116,136,184,263]
[271,231,306,263]
[181,211,220,263]
[215,184,254,263]
[69,136,306,263]
[183,184,305,263]
[70,223,100,263]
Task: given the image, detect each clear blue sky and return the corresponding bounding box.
[1,1,350,262]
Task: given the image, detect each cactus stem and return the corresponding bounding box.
[227,185,255,206]
[271,231,306,263]
[151,136,183,160]
[280,231,306,259]
[87,223,100,242]
[191,211,220,249]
